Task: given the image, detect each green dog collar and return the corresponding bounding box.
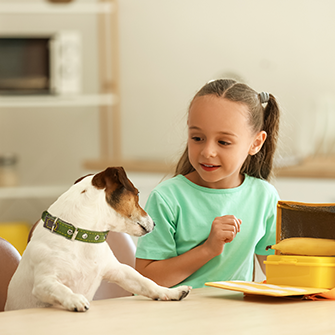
[42,211,109,243]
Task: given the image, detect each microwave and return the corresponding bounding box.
[0,31,81,95]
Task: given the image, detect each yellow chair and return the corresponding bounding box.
[0,222,30,255]
[0,237,21,312]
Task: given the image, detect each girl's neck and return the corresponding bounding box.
[184,171,245,189]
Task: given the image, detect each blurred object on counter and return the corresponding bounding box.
[46,0,75,3]
[275,155,335,179]
[0,153,19,187]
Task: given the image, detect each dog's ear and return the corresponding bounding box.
[74,174,93,184]
[114,167,136,192]
[92,167,135,192]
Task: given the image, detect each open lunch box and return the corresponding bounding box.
[265,201,335,289]
[206,201,335,298]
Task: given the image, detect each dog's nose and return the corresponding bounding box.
[153,222,156,227]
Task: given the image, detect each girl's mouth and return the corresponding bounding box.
[200,163,220,172]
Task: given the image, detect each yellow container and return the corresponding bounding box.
[265,255,335,289]
[0,221,30,255]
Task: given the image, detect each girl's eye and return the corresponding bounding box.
[219,140,230,146]
[191,136,202,142]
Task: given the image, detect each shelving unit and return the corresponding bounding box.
[0,0,119,158]
[0,2,114,14]
[0,93,117,108]
[0,1,120,204]
[0,185,68,200]
[0,1,171,174]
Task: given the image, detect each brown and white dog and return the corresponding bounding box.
[5,167,191,312]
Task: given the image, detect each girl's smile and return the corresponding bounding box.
[185,95,266,189]
[200,163,220,172]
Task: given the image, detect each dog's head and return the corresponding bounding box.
[73,167,155,237]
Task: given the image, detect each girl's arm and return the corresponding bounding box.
[135,215,241,288]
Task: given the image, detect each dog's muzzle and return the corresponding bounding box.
[137,218,155,234]
[137,222,150,234]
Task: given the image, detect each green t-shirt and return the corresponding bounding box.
[136,174,279,288]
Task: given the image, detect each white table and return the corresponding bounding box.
[1,286,334,335]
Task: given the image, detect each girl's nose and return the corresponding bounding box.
[201,141,217,158]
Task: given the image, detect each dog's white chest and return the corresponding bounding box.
[31,227,110,294]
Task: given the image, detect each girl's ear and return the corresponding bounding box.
[249,131,267,156]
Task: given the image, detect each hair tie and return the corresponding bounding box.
[259,92,269,104]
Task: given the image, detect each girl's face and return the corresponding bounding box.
[186,95,266,189]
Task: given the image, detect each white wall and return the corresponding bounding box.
[118,0,335,163]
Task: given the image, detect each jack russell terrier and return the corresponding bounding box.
[5,167,191,312]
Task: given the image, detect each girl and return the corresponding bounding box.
[135,79,280,289]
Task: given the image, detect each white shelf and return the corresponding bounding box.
[0,185,68,199]
[0,93,117,108]
[0,2,114,15]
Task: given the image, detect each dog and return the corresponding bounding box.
[5,167,191,312]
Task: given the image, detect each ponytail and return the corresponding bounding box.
[174,147,194,176]
[240,94,280,180]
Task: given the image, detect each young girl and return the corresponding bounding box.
[135,79,280,289]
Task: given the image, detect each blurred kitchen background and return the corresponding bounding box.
[1,0,335,255]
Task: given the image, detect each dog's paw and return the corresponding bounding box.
[62,293,90,312]
[171,286,191,301]
[158,285,192,301]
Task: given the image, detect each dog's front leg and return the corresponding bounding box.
[105,264,191,301]
[33,277,90,312]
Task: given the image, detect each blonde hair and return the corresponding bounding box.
[174,79,280,181]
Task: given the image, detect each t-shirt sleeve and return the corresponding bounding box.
[135,190,178,260]
[254,188,280,256]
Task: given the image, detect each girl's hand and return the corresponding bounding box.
[203,215,242,257]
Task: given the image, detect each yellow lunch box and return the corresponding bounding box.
[265,254,335,289]
[265,201,335,289]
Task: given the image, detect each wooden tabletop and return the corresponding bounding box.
[1,286,335,335]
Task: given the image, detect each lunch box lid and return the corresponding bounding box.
[276,201,335,251]
[266,254,335,266]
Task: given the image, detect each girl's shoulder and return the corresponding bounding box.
[150,175,216,204]
[246,174,276,188]
[146,175,195,211]
[246,175,279,199]
[152,175,191,194]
